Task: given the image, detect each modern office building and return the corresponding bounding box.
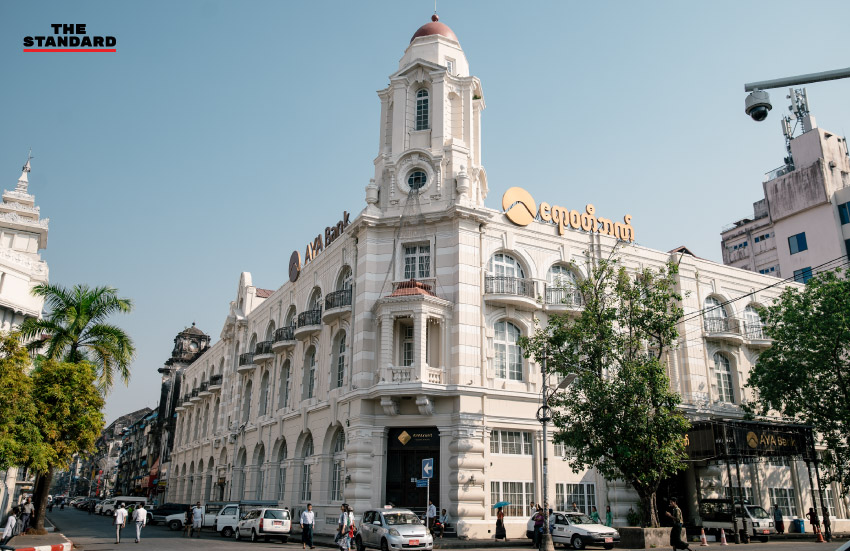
[720,107,850,281]
[166,15,848,537]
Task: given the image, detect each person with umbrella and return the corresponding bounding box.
[493,501,509,541]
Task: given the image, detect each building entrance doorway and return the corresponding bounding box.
[386,427,440,511]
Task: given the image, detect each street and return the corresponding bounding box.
[45,508,847,551]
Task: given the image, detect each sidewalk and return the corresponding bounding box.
[0,532,72,551]
[292,528,530,549]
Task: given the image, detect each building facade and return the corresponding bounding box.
[720,112,850,281]
[167,15,848,537]
[0,156,49,513]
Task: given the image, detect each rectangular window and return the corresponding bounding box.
[402,324,414,367]
[769,487,797,517]
[838,201,850,225]
[301,463,312,502]
[491,481,535,517]
[788,232,808,254]
[403,244,431,279]
[723,486,754,503]
[556,483,596,515]
[331,460,344,501]
[490,430,532,455]
[845,239,850,261]
[278,467,286,501]
[823,487,836,517]
[446,59,455,74]
[793,267,813,284]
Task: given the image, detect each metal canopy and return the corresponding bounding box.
[685,419,815,463]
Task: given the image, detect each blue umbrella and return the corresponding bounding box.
[493,501,511,509]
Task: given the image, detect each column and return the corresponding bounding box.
[415,313,426,378]
[448,422,485,538]
[381,314,393,371]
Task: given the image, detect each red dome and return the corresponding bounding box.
[410,14,458,43]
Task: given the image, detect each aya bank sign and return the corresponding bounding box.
[501,187,635,243]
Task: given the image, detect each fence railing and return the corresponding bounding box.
[238,352,255,366]
[325,289,352,310]
[297,309,322,328]
[274,326,296,342]
[484,276,535,298]
[544,286,583,307]
[255,340,274,355]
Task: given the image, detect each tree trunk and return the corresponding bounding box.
[32,468,53,533]
[637,490,660,528]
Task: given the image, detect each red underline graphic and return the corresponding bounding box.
[23,48,116,52]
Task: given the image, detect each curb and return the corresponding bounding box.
[8,533,72,551]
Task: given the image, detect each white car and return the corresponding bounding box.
[526,511,619,550]
[356,508,433,551]
[235,508,291,543]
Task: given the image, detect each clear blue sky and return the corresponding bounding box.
[2,1,849,424]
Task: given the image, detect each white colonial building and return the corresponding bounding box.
[166,15,847,537]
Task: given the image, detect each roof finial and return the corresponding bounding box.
[434,0,437,15]
[16,149,33,193]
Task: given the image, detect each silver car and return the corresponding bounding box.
[356,508,433,551]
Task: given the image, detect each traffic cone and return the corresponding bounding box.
[816,528,825,543]
[719,529,729,546]
[699,528,709,546]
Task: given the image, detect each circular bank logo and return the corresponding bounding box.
[746,431,759,449]
[502,187,537,227]
[288,250,302,283]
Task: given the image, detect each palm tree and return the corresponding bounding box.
[20,283,135,392]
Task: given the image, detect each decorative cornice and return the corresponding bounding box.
[0,247,48,276]
[0,201,40,216]
[0,211,48,229]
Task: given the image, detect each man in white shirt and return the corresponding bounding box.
[426,500,437,533]
[0,507,17,550]
[114,503,128,544]
[191,502,204,538]
[300,503,315,549]
[131,504,147,543]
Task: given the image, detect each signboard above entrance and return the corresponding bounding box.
[685,420,814,461]
[388,427,439,450]
[501,187,635,242]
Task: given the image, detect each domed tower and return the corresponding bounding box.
[366,14,487,216]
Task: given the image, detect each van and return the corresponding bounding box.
[215,501,278,538]
[99,496,149,516]
[697,499,776,542]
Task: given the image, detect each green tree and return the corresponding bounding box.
[520,254,690,527]
[20,283,135,392]
[0,333,48,473]
[746,268,850,490]
[29,359,105,531]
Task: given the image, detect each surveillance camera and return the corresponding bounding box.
[745,90,772,121]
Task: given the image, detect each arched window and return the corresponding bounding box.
[337,266,352,292]
[546,264,581,306]
[284,306,296,328]
[259,371,270,417]
[415,89,429,131]
[241,379,253,423]
[331,431,345,501]
[301,436,314,502]
[303,347,317,400]
[201,403,209,438]
[308,288,322,312]
[279,360,291,409]
[254,444,266,500]
[704,296,728,333]
[547,264,577,287]
[713,353,735,403]
[333,332,346,389]
[490,253,525,278]
[233,340,240,373]
[212,399,220,434]
[743,305,763,339]
[494,320,523,381]
[265,320,276,342]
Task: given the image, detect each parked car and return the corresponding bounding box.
[150,503,189,525]
[215,502,278,538]
[235,507,291,543]
[526,511,619,550]
[99,496,148,516]
[162,505,218,531]
[356,508,433,551]
[697,499,775,542]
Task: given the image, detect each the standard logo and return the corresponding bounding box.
[23,24,117,52]
[501,186,635,242]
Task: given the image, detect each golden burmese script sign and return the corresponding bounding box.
[502,187,635,242]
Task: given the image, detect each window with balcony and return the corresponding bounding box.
[546,264,580,306]
[403,244,431,279]
[332,331,346,389]
[212,399,219,434]
[494,321,523,381]
[743,305,764,339]
[713,353,734,403]
[303,347,316,400]
[490,253,524,278]
[704,296,729,333]
[788,232,808,255]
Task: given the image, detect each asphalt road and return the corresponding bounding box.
[46,508,848,551]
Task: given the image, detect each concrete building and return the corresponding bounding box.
[0,155,49,514]
[166,14,848,537]
[720,111,850,281]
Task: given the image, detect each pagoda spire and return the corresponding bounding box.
[15,149,33,194]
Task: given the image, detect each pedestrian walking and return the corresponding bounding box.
[88,501,94,515]
[495,506,506,541]
[20,498,33,533]
[301,503,315,549]
[604,505,613,527]
[0,507,17,549]
[132,503,147,543]
[806,507,821,535]
[822,510,831,542]
[182,506,193,537]
[663,498,692,551]
[336,503,354,551]
[426,500,437,534]
[590,506,601,524]
[191,502,204,537]
[772,504,784,534]
[113,503,128,544]
[532,507,545,549]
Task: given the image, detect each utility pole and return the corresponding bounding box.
[538,350,555,551]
